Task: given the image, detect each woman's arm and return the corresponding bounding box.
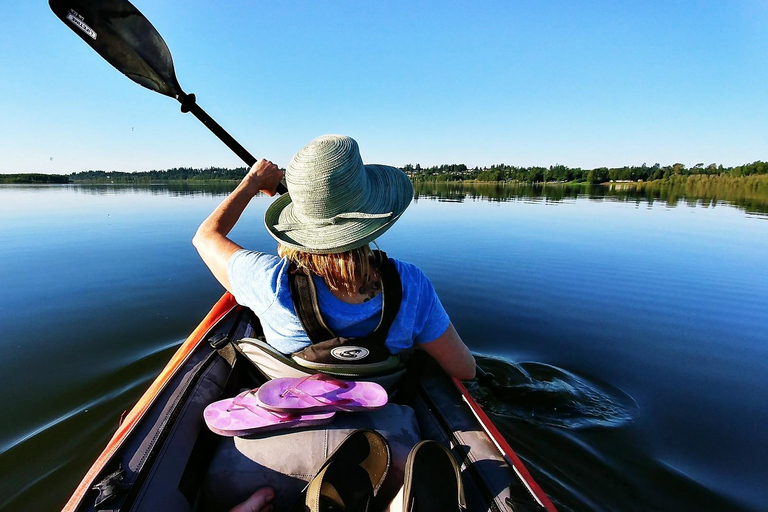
[419,323,476,380]
[192,159,283,292]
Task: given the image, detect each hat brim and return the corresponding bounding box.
[264,164,413,254]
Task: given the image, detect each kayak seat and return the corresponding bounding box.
[237,337,408,390]
[201,403,420,512]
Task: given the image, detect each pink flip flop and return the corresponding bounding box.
[255,374,388,413]
[203,388,335,436]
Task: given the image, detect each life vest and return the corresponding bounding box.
[236,251,408,388]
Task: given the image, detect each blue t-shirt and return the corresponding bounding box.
[227,250,450,355]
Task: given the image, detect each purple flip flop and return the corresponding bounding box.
[203,388,335,436]
[255,374,389,413]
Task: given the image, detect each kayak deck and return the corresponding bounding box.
[64,296,555,511]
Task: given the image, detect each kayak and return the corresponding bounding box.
[62,293,557,511]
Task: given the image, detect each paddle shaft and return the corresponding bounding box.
[179,92,287,194]
[475,365,497,388]
[178,93,254,165]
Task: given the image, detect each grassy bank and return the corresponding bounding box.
[433,174,768,191]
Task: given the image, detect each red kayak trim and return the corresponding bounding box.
[62,293,238,512]
[452,377,557,511]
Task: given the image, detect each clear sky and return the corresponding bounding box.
[1,1,766,174]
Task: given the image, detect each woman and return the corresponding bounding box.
[195,135,471,512]
[193,134,475,380]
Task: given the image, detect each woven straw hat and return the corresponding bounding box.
[264,135,413,254]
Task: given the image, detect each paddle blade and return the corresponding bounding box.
[50,0,183,98]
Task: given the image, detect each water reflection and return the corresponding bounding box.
[18,181,765,216]
[1,182,764,511]
[413,181,768,216]
[67,182,238,197]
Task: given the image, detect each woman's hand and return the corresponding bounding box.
[243,159,283,197]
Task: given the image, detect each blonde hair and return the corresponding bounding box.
[278,244,376,295]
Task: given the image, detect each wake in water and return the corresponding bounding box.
[467,355,638,430]
[465,356,749,511]
[0,339,183,511]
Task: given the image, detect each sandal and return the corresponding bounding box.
[289,429,391,512]
[203,388,335,436]
[256,374,388,413]
[403,441,466,512]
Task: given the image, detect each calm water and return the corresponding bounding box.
[1,183,766,511]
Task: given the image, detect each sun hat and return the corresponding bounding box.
[264,135,413,254]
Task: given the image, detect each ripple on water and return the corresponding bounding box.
[467,356,639,430]
[0,340,181,510]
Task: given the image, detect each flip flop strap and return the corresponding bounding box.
[280,374,353,407]
[300,373,350,389]
[228,389,298,421]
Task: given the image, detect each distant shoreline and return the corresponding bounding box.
[2,164,766,188]
[2,174,766,188]
[0,174,70,184]
[0,175,243,185]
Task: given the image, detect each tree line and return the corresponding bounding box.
[3,160,765,185]
[403,161,767,183]
[69,166,249,182]
[0,174,70,184]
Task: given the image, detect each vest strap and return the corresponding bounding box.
[289,251,402,345]
[289,264,335,342]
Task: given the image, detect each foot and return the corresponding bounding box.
[229,488,275,512]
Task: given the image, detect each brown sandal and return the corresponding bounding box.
[289,429,391,512]
[403,441,466,512]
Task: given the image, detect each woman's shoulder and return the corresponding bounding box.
[229,249,284,270]
[387,255,416,273]
[228,250,289,292]
[227,250,292,315]
[386,257,431,286]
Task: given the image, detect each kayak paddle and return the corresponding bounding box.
[49,0,287,194]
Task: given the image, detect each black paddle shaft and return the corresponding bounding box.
[49,0,286,193]
[178,92,258,167]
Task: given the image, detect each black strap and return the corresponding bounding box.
[289,263,336,342]
[372,254,403,343]
[289,251,402,345]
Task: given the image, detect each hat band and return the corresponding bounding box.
[273,211,393,233]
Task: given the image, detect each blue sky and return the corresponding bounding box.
[1,1,766,174]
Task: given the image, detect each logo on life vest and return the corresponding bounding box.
[330,346,370,361]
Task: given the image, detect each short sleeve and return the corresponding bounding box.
[226,250,284,315]
[407,265,451,345]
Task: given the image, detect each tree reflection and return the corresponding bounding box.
[57,180,768,217]
[412,181,768,217]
